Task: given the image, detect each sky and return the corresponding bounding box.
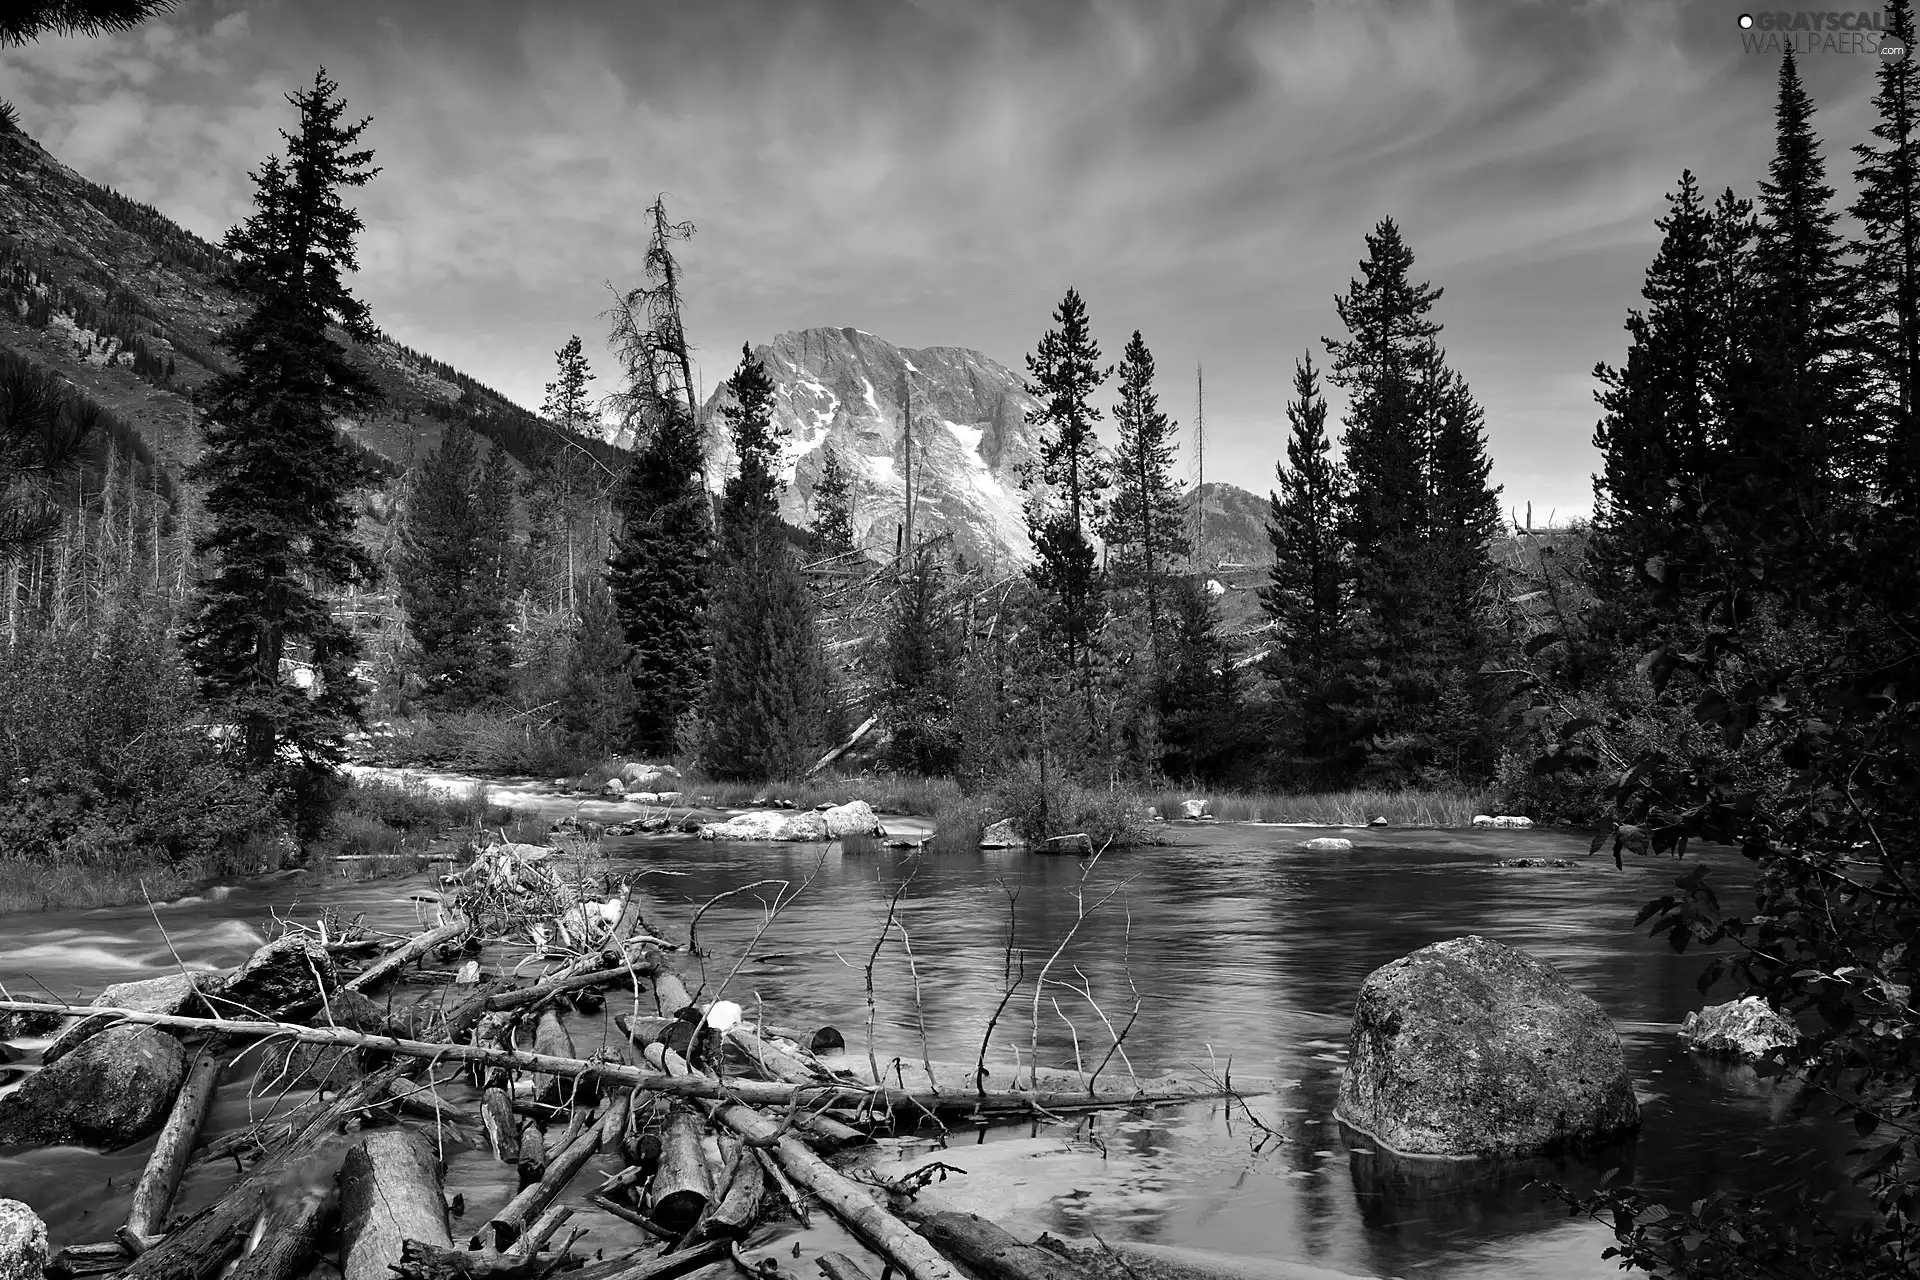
[0,0,1898,521]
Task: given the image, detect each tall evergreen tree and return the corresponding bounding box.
[0,354,99,563]
[714,342,782,548]
[1323,218,1495,783]
[541,335,596,438]
[879,548,963,775]
[554,573,634,754]
[1,0,174,45]
[1852,0,1920,505]
[1724,50,1865,538]
[1101,330,1187,650]
[701,346,830,781]
[184,70,380,829]
[809,444,856,558]
[1020,286,1111,727]
[604,197,711,755]
[1262,352,1352,782]
[1590,172,1726,642]
[394,423,512,708]
[1156,574,1240,782]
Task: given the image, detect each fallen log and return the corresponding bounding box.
[805,713,878,778]
[340,1129,452,1280]
[0,1002,1226,1120]
[479,1093,629,1251]
[710,1102,957,1280]
[532,1009,577,1103]
[726,1026,817,1084]
[645,1105,711,1232]
[125,1063,411,1280]
[123,1046,226,1248]
[483,1087,519,1163]
[226,1180,338,1280]
[487,958,659,1014]
[1033,1237,1380,1280]
[345,916,471,993]
[641,954,696,1017]
[909,1211,1095,1280]
[46,1242,129,1278]
[815,1256,879,1280]
[517,1120,547,1188]
[695,1146,764,1241]
[570,1239,730,1280]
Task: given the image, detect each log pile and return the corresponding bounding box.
[1,830,1246,1280]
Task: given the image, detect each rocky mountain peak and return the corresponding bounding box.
[701,326,1041,568]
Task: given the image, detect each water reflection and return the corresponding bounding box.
[0,822,1859,1279]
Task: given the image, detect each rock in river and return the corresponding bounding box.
[42,970,222,1065]
[1472,814,1534,829]
[821,800,884,838]
[1335,934,1639,1157]
[978,819,1024,849]
[699,809,830,841]
[0,1023,186,1149]
[1680,996,1800,1059]
[1302,837,1353,851]
[221,935,339,1014]
[0,1199,48,1280]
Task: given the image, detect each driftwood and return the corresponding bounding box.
[517,1119,547,1187]
[123,1046,225,1248]
[816,1256,880,1280]
[532,1008,577,1103]
[909,1212,1094,1280]
[340,1129,452,1280]
[225,1181,338,1280]
[478,1094,629,1251]
[486,956,659,1014]
[346,916,470,993]
[124,1063,411,1280]
[0,1000,1218,1118]
[483,1087,519,1162]
[711,1102,958,1280]
[695,1146,764,1240]
[805,713,879,778]
[726,1026,817,1084]
[645,1104,711,1232]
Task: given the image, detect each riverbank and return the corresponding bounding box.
[0,763,1498,915]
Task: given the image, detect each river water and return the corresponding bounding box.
[0,799,1854,1280]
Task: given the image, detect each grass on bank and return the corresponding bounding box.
[1138,786,1489,828]
[0,773,521,914]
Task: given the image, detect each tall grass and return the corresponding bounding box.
[1138,786,1489,827]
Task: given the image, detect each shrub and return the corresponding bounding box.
[990,761,1159,849]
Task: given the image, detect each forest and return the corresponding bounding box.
[1,0,1918,1273]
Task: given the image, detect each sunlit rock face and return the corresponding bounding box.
[701,327,1041,569]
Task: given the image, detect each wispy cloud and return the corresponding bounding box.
[0,0,1889,515]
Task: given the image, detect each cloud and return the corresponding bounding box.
[0,0,1890,518]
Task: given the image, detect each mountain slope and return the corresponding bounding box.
[0,118,605,490]
[1186,480,1270,569]
[701,326,1041,569]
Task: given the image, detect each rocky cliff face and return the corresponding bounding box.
[701,327,1041,569]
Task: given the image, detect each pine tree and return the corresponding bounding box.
[541,335,596,437]
[1156,574,1240,782]
[1101,330,1187,650]
[1,0,174,45]
[184,70,380,829]
[1,352,100,563]
[1725,50,1865,533]
[1590,172,1725,643]
[701,346,830,781]
[394,423,512,708]
[714,342,782,549]
[809,444,857,558]
[1020,286,1111,728]
[1262,352,1352,782]
[604,196,712,755]
[555,573,634,754]
[1323,218,1496,784]
[1852,0,1920,505]
[880,548,963,775]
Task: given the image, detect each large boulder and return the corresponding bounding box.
[697,810,830,842]
[1335,934,1639,1157]
[1302,837,1353,851]
[0,1199,47,1280]
[821,800,884,839]
[620,762,681,789]
[221,936,339,1015]
[1179,799,1209,820]
[978,819,1024,849]
[43,971,223,1065]
[0,1024,187,1149]
[1680,996,1800,1059]
[1472,815,1534,830]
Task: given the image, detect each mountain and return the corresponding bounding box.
[1186,480,1270,569]
[701,327,1041,569]
[0,118,611,494]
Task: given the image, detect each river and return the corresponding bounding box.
[0,790,1854,1280]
